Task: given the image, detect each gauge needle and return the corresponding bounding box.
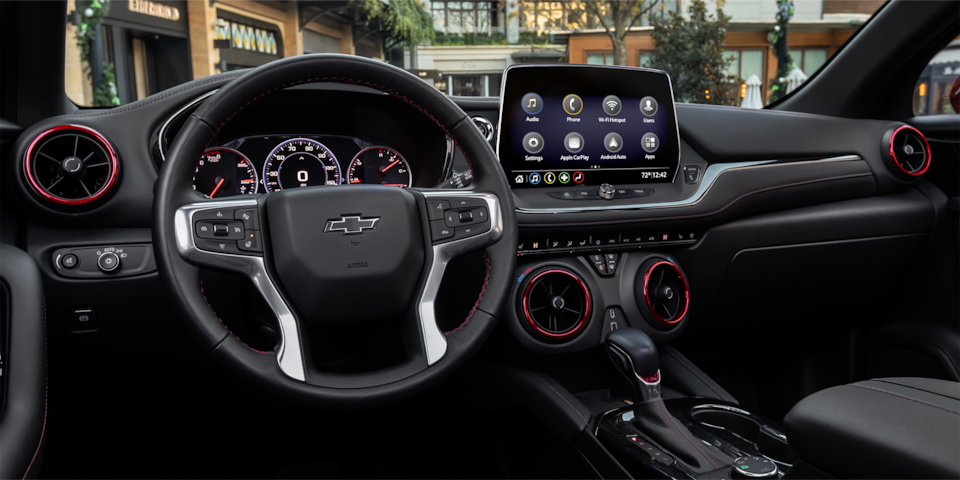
[210,177,225,197]
[382,183,405,187]
[380,159,401,174]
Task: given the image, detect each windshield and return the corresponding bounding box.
[65,0,889,109]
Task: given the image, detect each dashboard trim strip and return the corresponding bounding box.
[514,155,862,214]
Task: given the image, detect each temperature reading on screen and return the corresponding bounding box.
[642,171,668,179]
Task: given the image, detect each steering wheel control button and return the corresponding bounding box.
[238,231,262,252]
[452,224,487,241]
[523,132,545,154]
[683,165,701,184]
[235,209,260,229]
[563,94,583,115]
[70,308,98,332]
[61,254,79,269]
[193,208,237,221]
[196,220,245,240]
[427,200,450,220]
[459,210,474,223]
[97,252,120,272]
[602,95,622,116]
[564,132,585,153]
[732,455,778,478]
[640,96,658,116]
[641,133,660,153]
[195,238,242,254]
[522,92,543,115]
[598,183,616,200]
[430,220,454,241]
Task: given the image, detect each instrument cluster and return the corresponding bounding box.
[193,134,413,198]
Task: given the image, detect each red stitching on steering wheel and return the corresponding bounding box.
[200,279,273,355]
[445,252,491,336]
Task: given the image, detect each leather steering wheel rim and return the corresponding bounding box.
[152,54,517,410]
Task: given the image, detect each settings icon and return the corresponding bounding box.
[527,137,540,148]
[522,132,545,154]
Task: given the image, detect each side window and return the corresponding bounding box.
[914,42,960,116]
[586,51,615,65]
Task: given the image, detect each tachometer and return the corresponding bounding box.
[193,147,259,198]
[262,138,342,192]
[347,146,412,187]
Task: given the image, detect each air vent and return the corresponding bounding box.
[638,260,689,327]
[521,269,591,340]
[888,125,930,177]
[23,125,119,205]
[472,116,495,142]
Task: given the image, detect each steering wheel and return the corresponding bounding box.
[153,55,517,409]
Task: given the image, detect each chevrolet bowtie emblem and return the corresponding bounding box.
[324,215,379,234]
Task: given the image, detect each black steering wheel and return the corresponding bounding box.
[153,55,517,409]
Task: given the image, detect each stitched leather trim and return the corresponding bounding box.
[200,279,273,355]
[22,301,48,480]
[873,379,960,402]
[445,253,490,336]
[851,384,960,416]
[534,373,589,425]
[653,398,712,467]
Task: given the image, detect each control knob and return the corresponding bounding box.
[731,455,778,479]
[598,183,615,200]
[98,252,120,272]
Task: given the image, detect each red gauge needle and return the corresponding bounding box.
[379,159,401,174]
[350,179,362,184]
[382,183,405,187]
[209,177,225,197]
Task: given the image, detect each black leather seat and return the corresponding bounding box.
[784,377,960,479]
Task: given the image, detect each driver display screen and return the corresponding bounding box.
[496,65,680,188]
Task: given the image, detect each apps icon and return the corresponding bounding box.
[604,132,623,153]
[528,172,541,185]
[544,172,556,184]
[564,132,585,153]
[640,96,658,116]
[523,132,545,154]
[562,94,583,115]
[522,93,543,115]
[602,95,622,116]
[573,171,585,183]
[559,172,571,184]
[641,133,659,153]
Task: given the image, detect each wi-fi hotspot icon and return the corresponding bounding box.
[606,101,618,109]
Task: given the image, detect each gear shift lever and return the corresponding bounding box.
[606,328,661,402]
[605,328,727,473]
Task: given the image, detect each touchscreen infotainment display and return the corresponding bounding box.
[496,65,680,188]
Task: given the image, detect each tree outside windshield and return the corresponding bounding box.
[65,0,952,114]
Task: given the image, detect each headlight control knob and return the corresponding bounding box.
[598,183,615,200]
[97,252,120,272]
[731,455,778,479]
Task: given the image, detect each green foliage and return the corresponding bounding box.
[432,31,552,46]
[74,0,120,106]
[767,0,795,103]
[646,0,739,105]
[358,0,435,45]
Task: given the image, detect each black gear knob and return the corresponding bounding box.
[606,328,661,402]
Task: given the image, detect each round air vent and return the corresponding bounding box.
[521,268,591,340]
[888,125,930,177]
[637,260,689,327]
[23,125,119,205]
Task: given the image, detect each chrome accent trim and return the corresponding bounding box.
[496,64,683,184]
[174,198,306,382]
[440,136,456,182]
[609,343,661,401]
[417,190,503,365]
[323,216,379,234]
[158,89,218,162]
[515,154,863,214]
[471,115,495,142]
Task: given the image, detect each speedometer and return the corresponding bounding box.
[262,138,342,192]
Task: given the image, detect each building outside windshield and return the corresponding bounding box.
[65,0,958,114]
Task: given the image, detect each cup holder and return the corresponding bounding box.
[690,405,796,465]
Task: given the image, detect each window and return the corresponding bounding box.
[723,50,765,83]
[639,51,653,68]
[586,51,614,65]
[431,1,495,35]
[788,48,828,77]
[913,42,960,116]
[446,73,502,96]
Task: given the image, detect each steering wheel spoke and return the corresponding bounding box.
[416,190,503,365]
[174,197,306,382]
